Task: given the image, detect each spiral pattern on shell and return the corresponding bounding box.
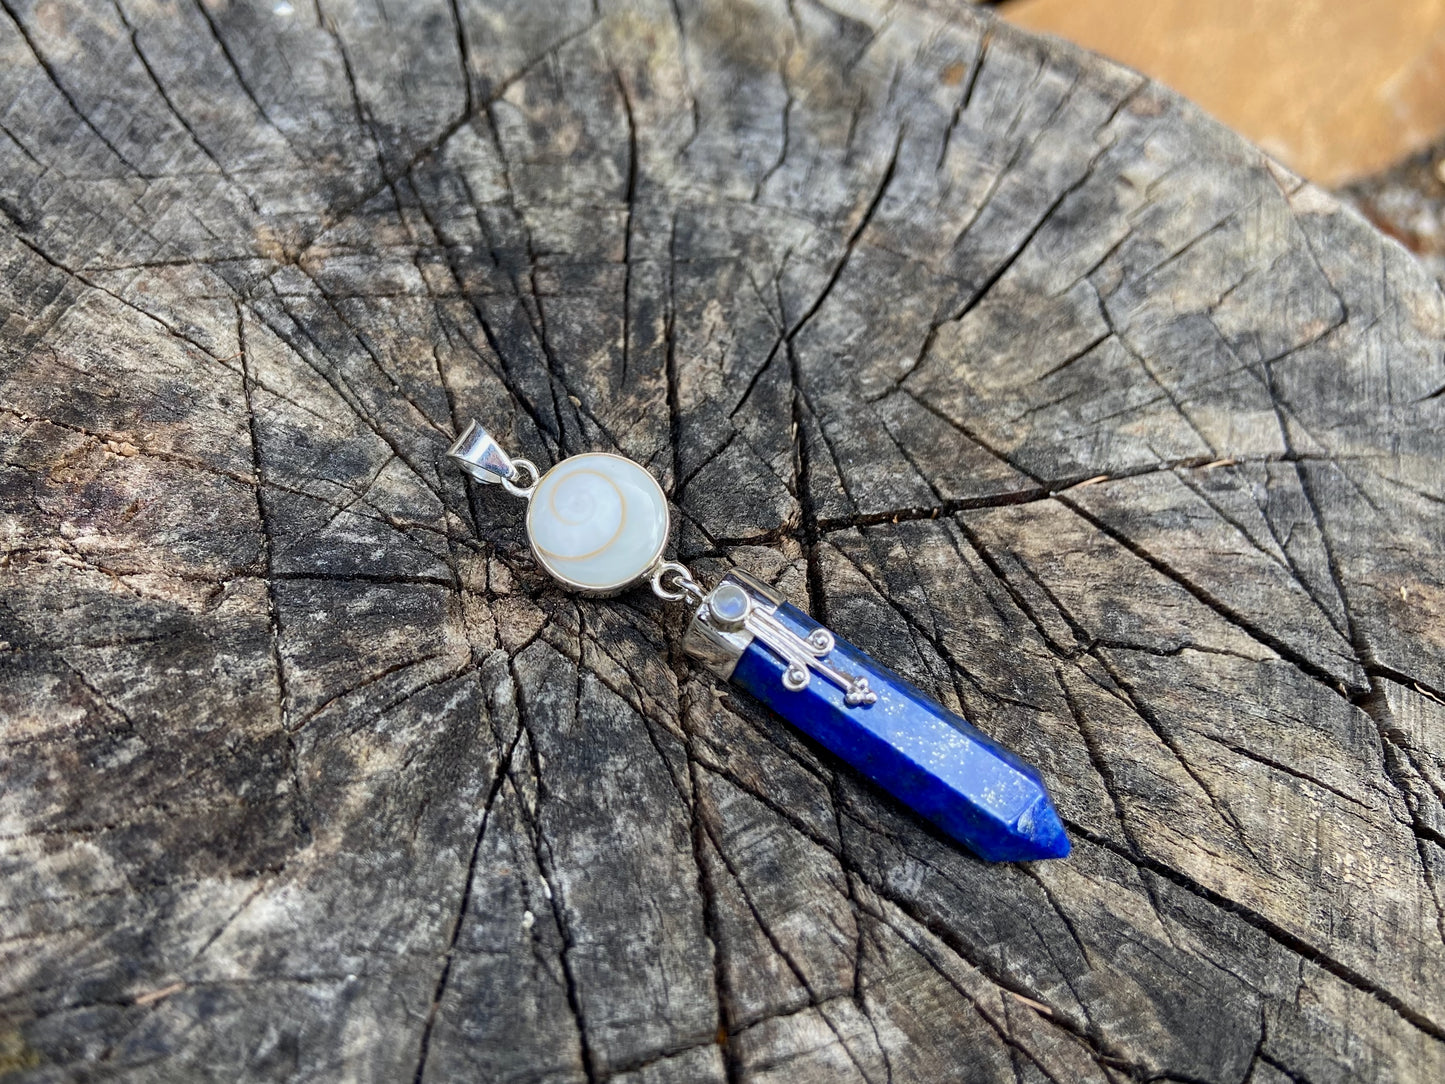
[525,453,669,593]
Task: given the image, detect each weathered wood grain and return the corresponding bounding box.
[2,1,1443,1081]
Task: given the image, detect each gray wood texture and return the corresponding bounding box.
[2,1,1444,1081]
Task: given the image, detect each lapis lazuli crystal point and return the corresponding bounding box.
[729,602,1069,863]
[1005,794,1072,862]
[1034,800,1072,859]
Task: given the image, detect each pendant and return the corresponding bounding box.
[448,421,1070,862]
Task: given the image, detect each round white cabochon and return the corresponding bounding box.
[526,453,669,592]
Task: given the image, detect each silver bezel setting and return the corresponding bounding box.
[524,452,672,597]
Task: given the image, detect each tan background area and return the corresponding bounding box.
[1003,0,1445,186]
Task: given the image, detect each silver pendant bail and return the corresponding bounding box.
[447,419,519,485]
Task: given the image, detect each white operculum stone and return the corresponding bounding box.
[525,452,669,592]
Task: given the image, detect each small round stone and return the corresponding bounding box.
[526,452,669,593]
[709,582,752,630]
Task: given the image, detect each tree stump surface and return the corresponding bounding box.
[2,1,1444,1081]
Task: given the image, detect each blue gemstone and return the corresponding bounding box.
[729,603,1070,862]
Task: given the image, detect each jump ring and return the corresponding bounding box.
[650,560,704,604]
[500,458,540,500]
